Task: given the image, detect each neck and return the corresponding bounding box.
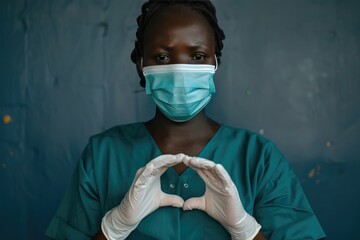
[145,109,219,142]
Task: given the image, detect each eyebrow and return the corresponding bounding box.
[188,45,209,50]
[153,44,209,51]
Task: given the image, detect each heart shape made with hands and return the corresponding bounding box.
[141,153,241,214]
[128,153,241,214]
[102,154,260,240]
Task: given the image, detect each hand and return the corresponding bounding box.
[183,156,261,240]
[101,154,186,240]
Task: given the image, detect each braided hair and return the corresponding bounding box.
[131,0,226,87]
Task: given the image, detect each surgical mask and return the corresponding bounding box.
[142,60,217,122]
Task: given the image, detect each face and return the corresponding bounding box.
[139,6,216,69]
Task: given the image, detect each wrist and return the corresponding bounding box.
[101,208,138,240]
[227,213,261,240]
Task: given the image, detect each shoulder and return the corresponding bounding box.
[220,124,281,155]
[220,124,270,142]
[86,122,148,149]
[80,122,147,168]
[91,122,145,141]
[219,124,289,179]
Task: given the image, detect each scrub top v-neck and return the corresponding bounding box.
[46,122,325,240]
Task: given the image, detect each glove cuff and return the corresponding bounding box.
[101,209,138,240]
[228,213,261,240]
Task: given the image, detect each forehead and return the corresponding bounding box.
[143,6,215,48]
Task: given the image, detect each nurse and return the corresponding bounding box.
[46,0,326,239]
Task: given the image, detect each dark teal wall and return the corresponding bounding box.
[0,0,359,239]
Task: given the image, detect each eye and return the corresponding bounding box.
[191,53,207,63]
[156,54,170,64]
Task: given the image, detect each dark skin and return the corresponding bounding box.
[141,6,220,174]
[93,6,266,240]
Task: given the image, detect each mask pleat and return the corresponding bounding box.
[143,64,216,122]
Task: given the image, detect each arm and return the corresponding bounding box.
[253,143,326,239]
[96,154,185,240]
[92,231,107,240]
[254,232,267,240]
[183,157,261,240]
[184,158,322,240]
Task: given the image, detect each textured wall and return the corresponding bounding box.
[0,0,359,239]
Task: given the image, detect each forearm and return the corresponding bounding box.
[253,231,267,240]
[92,230,107,240]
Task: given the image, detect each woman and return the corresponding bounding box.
[46,1,326,239]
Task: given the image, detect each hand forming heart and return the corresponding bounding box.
[101,154,260,240]
[182,156,261,240]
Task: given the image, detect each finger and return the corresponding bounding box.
[134,167,145,179]
[214,164,233,188]
[188,168,218,192]
[199,168,218,183]
[188,157,216,170]
[187,158,218,183]
[159,192,184,208]
[151,154,184,171]
[128,167,145,194]
[193,168,211,182]
[183,155,192,166]
[183,197,206,211]
[198,168,228,194]
[134,164,154,188]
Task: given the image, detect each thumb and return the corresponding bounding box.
[159,192,184,208]
[183,196,206,211]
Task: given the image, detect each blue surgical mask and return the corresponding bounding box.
[143,62,217,122]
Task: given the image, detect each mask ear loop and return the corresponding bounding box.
[214,55,218,71]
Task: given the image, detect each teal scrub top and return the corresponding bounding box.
[46,123,326,240]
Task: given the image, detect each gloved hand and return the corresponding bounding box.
[183,156,261,240]
[101,154,186,240]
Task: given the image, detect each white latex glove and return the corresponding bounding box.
[183,157,261,240]
[101,154,185,240]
